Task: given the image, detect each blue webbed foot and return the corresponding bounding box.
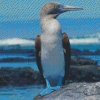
[40,77,63,96]
[51,86,60,90]
[40,86,53,96]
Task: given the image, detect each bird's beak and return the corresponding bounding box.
[58,4,83,13]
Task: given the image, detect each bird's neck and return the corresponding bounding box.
[40,14,58,20]
[40,16,61,35]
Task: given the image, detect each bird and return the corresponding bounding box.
[35,2,83,96]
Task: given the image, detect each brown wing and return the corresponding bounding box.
[62,32,71,85]
[34,35,43,75]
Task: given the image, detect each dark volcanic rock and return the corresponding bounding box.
[0,57,35,62]
[71,48,81,56]
[80,49,93,55]
[94,49,100,55]
[0,58,99,86]
[68,65,100,83]
[0,67,45,86]
[0,48,34,54]
[71,57,97,65]
[33,82,100,100]
[71,48,100,56]
[28,54,35,57]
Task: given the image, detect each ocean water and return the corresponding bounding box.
[0,85,45,100]
[0,53,32,59]
[0,62,39,71]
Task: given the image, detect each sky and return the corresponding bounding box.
[0,0,100,39]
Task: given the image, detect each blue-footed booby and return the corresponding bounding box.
[35,2,83,96]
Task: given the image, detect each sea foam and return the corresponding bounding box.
[0,38,34,46]
[70,33,100,45]
[0,33,100,46]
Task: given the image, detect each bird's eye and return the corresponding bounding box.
[56,5,60,9]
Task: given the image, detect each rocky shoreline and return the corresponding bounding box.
[71,49,100,56]
[0,57,35,62]
[1,65,100,86]
[0,56,98,64]
[0,57,100,100]
[0,57,100,86]
[0,67,45,86]
[0,48,100,56]
[71,57,97,65]
[28,48,100,57]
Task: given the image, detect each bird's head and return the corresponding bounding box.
[40,2,83,19]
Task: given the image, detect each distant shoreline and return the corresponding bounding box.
[0,48,99,64]
[0,57,98,66]
[0,57,35,63]
[0,48,99,56]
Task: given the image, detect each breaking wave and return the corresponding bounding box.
[69,33,100,45]
[0,33,100,46]
[0,38,34,46]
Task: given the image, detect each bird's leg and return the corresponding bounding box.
[57,76,63,86]
[40,77,63,96]
[51,76,63,90]
[40,78,53,96]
